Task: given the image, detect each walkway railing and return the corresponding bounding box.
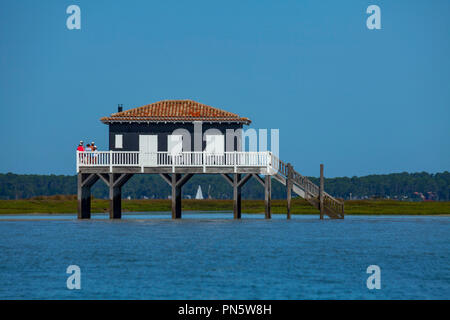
[77,151,271,172]
[270,153,319,197]
[269,153,344,217]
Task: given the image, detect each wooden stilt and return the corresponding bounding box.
[222,173,252,220]
[286,163,293,219]
[78,186,91,219]
[163,173,193,219]
[265,175,271,219]
[109,174,122,219]
[319,164,324,220]
[94,173,133,220]
[77,173,99,219]
[233,173,242,219]
[172,173,182,219]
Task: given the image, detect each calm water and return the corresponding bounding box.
[0,212,449,299]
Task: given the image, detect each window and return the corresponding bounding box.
[168,135,183,155]
[115,134,123,149]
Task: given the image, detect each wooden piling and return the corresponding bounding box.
[223,173,253,219]
[78,186,91,219]
[172,173,182,219]
[77,173,99,219]
[160,173,193,219]
[286,163,293,219]
[265,175,271,219]
[97,173,134,220]
[233,173,242,219]
[109,174,122,219]
[319,164,324,220]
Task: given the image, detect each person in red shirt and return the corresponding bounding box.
[77,141,85,152]
[77,141,85,164]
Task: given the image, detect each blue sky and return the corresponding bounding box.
[0,0,449,177]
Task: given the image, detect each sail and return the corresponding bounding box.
[195,185,204,200]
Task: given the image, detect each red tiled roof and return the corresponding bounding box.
[100,100,251,124]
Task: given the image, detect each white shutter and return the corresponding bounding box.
[115,134,123,149]
[168,135,183,155]
[205,135,224,154]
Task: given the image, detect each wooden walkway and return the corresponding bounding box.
[270,155,344,219]
[76,151,344,220]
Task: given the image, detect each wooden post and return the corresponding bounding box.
[233,173,242,219]
[77,178,91,219]
[172,173,182,219]
[265,175,271,219]
[95,172,133,220]
[161,173,192,220]
[319,164,324,220]
[286,163,293,219]
[79,187,91,219]
[109,174,122,219]
[77,173,99,219]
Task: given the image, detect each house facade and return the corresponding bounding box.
[100,100,251,155]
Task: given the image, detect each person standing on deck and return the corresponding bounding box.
[77,141,85,164]
[91,142,98,164]
[86,144,92,164]
[77,141,85,152]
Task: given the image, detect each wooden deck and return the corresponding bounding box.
[76,151,344,220]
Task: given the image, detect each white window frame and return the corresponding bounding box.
[115,134,123,149]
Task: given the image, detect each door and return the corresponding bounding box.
[139,135,158,166]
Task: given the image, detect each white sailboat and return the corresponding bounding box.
[195,185,204,200]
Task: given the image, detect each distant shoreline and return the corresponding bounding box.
[0,198,449,215]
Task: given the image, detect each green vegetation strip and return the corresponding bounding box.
[0,197,449,215]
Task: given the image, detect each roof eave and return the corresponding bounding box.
[100,119,251,125]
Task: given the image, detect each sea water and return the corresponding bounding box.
[0,213,448,299]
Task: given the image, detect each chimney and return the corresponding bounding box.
[118,104,123,113]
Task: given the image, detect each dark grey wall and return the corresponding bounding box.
[108,122,244,152]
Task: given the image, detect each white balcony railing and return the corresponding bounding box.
[76,151,272,172]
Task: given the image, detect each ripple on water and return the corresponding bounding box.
[0,213,448,299]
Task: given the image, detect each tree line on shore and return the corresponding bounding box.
[0,171,448,201]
